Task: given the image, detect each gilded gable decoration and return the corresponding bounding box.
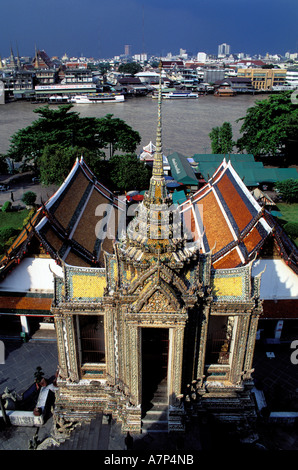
[132,280,181,313]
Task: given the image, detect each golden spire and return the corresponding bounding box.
[125,62,185,256]
[146,61,168,205]
[153,61,163,176]
[34,45,39,68]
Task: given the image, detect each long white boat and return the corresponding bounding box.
[70,93,125,104]
[163,91,199,99]
[152,90,199,99]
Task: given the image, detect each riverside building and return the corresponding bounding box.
[237,68,287,91]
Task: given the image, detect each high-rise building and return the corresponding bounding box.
[124,44,131,56]
[218,43,231,57]
[197,52,207,63]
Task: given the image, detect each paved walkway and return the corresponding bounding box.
[1,334,298,451]
[0,177,58,210]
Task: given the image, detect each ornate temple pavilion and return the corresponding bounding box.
[46,78,263,431]
[1,68,298,434]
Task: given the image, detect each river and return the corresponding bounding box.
[0,94,265,157]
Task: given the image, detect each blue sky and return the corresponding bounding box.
[1,0,298,59]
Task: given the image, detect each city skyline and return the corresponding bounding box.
[1,0,298,60]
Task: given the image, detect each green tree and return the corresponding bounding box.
[284,222,298,240]
[150,61,160,68]
[96,114,141,159]
[209,122,235,154]
[109,154,151,192]
[118,62,143,75]
[0,226,19,254]
[38,145,74,185]
[22,191,37,206]
[7,104,101,168]
[275,179,298,203]
[1,201,12,213]
[236,92,298,162]
[7,105,141,171]
[38,145,105,186]
[97,62,111,74]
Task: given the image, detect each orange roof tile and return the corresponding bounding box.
[213,248,242,269]
[199,190,234,252]
[180,159,272,268]
[53,170,90,228]
[216,172,254,232]
[243,227,263,254]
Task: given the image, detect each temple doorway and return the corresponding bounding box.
[141,327,169,416]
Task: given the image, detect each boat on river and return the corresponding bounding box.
[214,85,236,97]
[153,90,198,99]
[70,93,125,104]
[164,91,198,99]
[48,95,70,104]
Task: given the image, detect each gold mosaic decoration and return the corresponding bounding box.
[72,273,107,299]
[212,276,243,298]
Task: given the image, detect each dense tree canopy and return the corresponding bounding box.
[109,154,151,192]
[236,92,298,163]
[6,105,141,171]
[118,62,143,75]
[97,114,141,159]
[275,179,298,204]
[7,105,101,166]
[38,145,112,186]
[38,149,152,192]
[209,122,235,154]
[39,145,77,185]
[5,104,150,191]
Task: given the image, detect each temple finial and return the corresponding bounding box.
[156,61,162,155]
[150,61,166,186]
[145,61,168,205]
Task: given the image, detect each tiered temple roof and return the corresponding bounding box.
[180,158,272,269]
[0,157,125,279]
[35,157,125,267]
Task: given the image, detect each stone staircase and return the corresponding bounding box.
[142,379,169,433]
